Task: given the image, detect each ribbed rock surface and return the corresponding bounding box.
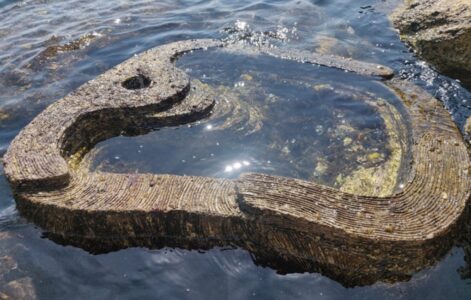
[3,39,470,286]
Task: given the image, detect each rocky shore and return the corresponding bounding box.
[392,0,471,89]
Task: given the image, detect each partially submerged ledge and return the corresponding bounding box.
[3,39,470,286]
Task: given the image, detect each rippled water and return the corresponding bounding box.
[1,0,471,298]
[89,49,401,188]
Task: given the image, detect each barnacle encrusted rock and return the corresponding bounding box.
[392,0,471,89]
[3,39,470,286]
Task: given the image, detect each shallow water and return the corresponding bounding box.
[1,0,471,298]
[89,49,401,188]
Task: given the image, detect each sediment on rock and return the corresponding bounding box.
[391,0,471,89]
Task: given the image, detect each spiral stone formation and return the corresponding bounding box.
[3,39,470,286]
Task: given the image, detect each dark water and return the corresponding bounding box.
[1,0,471,298]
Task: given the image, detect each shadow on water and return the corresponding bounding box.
[1,0,471,298]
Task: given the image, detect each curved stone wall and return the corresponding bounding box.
[3,39,470,286]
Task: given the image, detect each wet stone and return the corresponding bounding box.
[0,277,36,300]
[392,0,471,89]
[2,39,470,286]
[465,116,471,138]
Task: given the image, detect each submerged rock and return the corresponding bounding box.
[0,277,36,300]
[38,33,99,60]
[392,0,471,89]
[0,110,10,122]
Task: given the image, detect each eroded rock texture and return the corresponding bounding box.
[3,39,470,287]
[392,0,471,88]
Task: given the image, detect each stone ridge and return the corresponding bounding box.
[392,0,471,88]
[3,39,470,286]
